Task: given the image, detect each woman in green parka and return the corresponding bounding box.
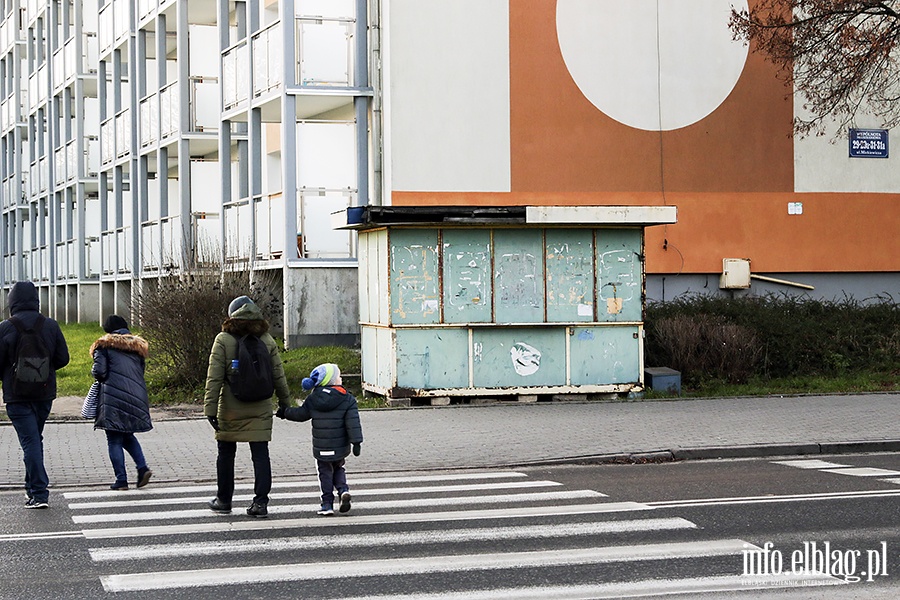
[204,295,292,518]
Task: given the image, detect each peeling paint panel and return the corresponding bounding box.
[472,328,565,387]
[362,326,395,390]
[545,229,594,322]
[442,230,493,323]
[396,328,469,389]
[389,229,441,324]
[570,326,641,385]
[493,229,545,323]
[596,229,643,322]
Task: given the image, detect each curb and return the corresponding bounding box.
[494,440,900,467]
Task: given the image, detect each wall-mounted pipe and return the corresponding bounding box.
[750,274,815,290]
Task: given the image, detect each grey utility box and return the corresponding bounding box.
[644,367,682,395]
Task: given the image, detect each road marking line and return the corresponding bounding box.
[337,573,845,599]
[67,480,567,510]
[648,488,900,508]
[100,539,754,592]
[770,459,850,469]
[820,467,900,477]
[72,490,604,524]
[81,502,652,539]
[63,471,528,500]
[0,531,83,542]
[89,518,696,562]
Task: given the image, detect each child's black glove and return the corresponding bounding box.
[275,406,286,419]
[352,443,361,456]
[207,416,219,431]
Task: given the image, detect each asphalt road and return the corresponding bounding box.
[2,452,900,599]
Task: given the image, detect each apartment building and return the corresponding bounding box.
[2,0,898,349]
[0,0,369,346]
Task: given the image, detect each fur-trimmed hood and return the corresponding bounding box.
[222,317,270,337]
[90,332,150,359]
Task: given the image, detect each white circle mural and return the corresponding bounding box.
[556,0,749,131]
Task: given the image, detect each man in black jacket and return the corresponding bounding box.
[0,281,70,508]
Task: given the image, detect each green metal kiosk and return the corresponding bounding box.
[337,205,677,403]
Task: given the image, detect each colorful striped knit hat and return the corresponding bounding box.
[302,363,341,390]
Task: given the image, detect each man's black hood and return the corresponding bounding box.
[8,281,39,315]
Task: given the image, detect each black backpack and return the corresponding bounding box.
[228,334,275,402]
[9,315,51,398]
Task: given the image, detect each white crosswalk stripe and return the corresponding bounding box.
[61,470,847,597]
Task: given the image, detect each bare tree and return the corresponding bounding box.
[730,0,900,137]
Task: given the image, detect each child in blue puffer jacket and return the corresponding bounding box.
[276,363,363,515]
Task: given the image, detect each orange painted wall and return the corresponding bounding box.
[391,191,900,274]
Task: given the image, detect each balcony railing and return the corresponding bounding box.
[27,246,50,282]
[114,107,131,159]
[27,62,48,113]
[85,236,101,278]
[0,12,22,56]
[252,22,282,98]
[159,80,179,141]
[296,16,354,87]
[222,39,249,111]
[55,239,78,278]
[101,226,132,275]
[138,0,158,23]
[100,116,113,166]
[253,191,284,260]
[141,215,183,272]
[98,2,112,54]
[29,156,49,195]
[189,76,219,132]
[223,196,252,262]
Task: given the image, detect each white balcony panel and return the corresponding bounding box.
[115,109,131,158]
[161,216,183,268]
[160,83,178,139]
[39,156,49,192]
[113,0,129,44]
[101,119,113,164]
[297,20,352,86]
[191,77,219,131]
[54,147,66,185]
[296,121,357,188]
[139,94,154,147]
[299,193,352,259]
[87,136,101,177]
[67,141,77,181]
[86,236,101,278]
[224,200,252,261]
[142,221,160,270]
[138,0,157,22]
[65,36,76,80]
[99,3,113,54]
[253,24,282,97]
[52,48,65,91]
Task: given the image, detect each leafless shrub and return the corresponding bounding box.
[134,249,281,393]
[650,314,761,384]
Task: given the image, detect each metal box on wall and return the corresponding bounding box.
[338,205,677,399]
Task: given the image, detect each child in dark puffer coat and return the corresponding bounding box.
[276,363,363,515]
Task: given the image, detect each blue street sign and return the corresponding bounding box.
[849,128,889,158]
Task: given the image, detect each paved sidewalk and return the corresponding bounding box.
[2,393,899,490]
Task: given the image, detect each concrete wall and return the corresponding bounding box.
[647,273,900,305]
[284,265,360,347]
